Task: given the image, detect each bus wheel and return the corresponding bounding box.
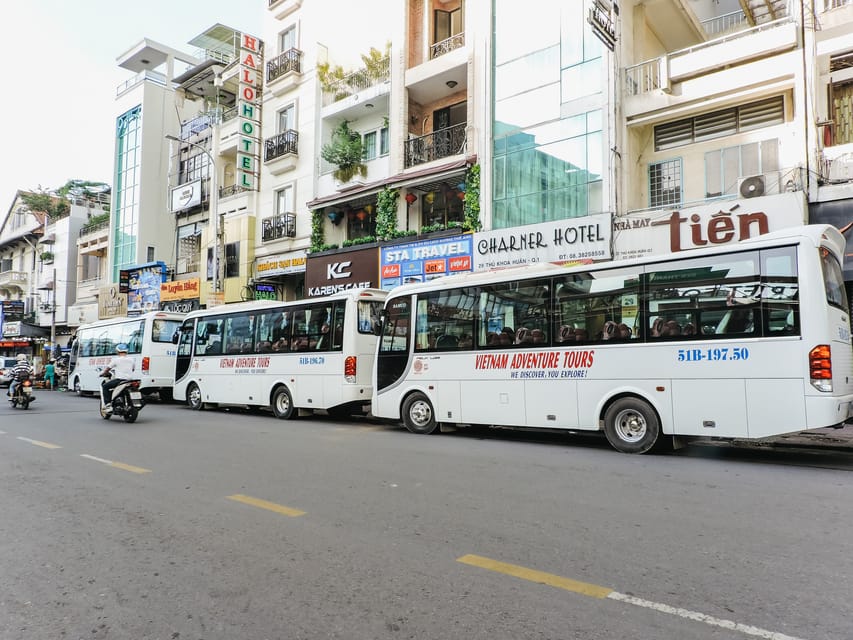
[73,377,82,396]
[272,386,294,420]
[187,383,204,411]
[402,392,437,435]
[603,397,660,454]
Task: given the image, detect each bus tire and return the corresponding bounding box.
[187,383,204,411]
[603,397,661,454]
[402,392,438,435]
[272,386,294,420]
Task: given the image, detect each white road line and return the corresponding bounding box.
[607,592,807,640]
[80,454,113,465]
[16,437,61,449]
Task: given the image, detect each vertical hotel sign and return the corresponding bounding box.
[238,33,263,190]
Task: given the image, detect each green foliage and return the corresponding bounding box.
[375,187,399,241]
[310,209,326,253]
[20,190,68,220]
[463,164,482,231]
[419,223,446,234]
[321,121,366,183]
[40,251,54,262]
[342,235,376,248]
[81,212,110,233]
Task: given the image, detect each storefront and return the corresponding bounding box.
[253,250,307,300]
[305,245,379,297]
[159,278,201,313]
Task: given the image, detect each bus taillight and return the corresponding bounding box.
[142,356,150,373]
[809,344,833,392]
[344,356,357,383]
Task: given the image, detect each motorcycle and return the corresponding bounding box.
[9,376,35,410]
[99,370,144,423]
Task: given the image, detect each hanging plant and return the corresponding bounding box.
[463,163,482,232]
[321,121,367,183]
[375,187,399,241]
[310,209,325,253]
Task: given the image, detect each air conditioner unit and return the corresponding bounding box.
[737,172,781,199]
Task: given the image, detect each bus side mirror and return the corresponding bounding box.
[373,321,382,336]
[172,331,179,345]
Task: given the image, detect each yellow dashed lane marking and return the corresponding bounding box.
[80,454,150,474]
[457,554,612,598]
[17,437,62,449]
[227,494,305,517]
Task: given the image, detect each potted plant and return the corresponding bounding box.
[321,121,367,184]
[40,251,55,263]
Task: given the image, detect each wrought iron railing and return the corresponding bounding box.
[261,214,296,241]
[219,184,251,199]
[322,57,391,106]
[79,220,110,237]
[267,48,303,83]
[404,123,467,168]
[264,130,299,162]
[431,33,465,59]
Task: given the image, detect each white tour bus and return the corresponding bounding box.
[172,288,387,418]
[373,224,853,453]
[69,311,185,398]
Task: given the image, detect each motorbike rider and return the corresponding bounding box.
[101,343,135,413]
[8,354,34,401]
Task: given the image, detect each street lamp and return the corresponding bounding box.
[165,134,221,301]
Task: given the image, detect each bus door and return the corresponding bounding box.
[175,318,196,383]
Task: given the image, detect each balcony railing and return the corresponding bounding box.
[431,33,465,59]
[219,184,251,199]
[267,48,303,83]
[0,270,28,287]
[322,57,391,106]
[404,123,467,168]
[262,213,296,241]
[264,130,299,162]
[79,220,110,237]
[624,58,664,96]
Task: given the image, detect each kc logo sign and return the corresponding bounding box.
[326,261,352,279]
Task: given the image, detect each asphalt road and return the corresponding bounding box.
[1,390,852,640]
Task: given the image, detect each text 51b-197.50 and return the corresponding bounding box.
[677,347,750,362]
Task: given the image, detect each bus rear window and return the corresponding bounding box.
[152,319,182,343]
[820,247,848,311]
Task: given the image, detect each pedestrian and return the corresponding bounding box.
[45,360,55,391]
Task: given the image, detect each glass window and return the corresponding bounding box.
[278,104,295,133]
[152,319,182,343]
[379,297,410,354]
[820,246,847,311]
[358,300,382,334]
[478,280,549,348]
[279,25,296,53]
[363,131,377,160]
[416,288,478,351]
[225,242,239,279]
[554,268,641,344]
[196,318,223,356]
[224,314,255,354]
[380,126,389,155]
[275,185,294,215]
[257,308,292,353]
[649,159,682,208]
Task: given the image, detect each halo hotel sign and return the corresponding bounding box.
[238,33,263,191]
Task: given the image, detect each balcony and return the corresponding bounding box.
[264,130,299,175]
[321,57,391,108]
[0,270,28,290]
[267,48,303,96]
[268,0,302,20]
[261,213,296,242]
[404,123,467,168]
[431,33,465,60]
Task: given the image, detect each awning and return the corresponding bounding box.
[39,233,55,244]
[306,155,476,210]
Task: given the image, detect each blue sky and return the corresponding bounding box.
[0,0,262,211]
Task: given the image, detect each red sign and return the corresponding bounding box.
[381,264,400,278]
[449,256,471,271]
[424,260,446,275]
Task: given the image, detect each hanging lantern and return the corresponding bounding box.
[356,209,367,221]
[327,210,343,225]
[425,192,435,204]
[364,204,374,215]
[405,192,418,205]
[456,182,466,192]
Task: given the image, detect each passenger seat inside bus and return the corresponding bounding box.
[435,334,459,349]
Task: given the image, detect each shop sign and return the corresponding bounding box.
[306,246,378,297]
[255,251,307,277]
[121,262,168,315]
[473,213,612,271]
[254,284,277,300]
[160,278,200,302]
[160,299,200,313]
[237,33,263,191]
[1,300,24,321]
[2,321,21,337]
[170,180,202,212]
[380,234,473,289]
[613,193,804,261]
[98,285,128,319]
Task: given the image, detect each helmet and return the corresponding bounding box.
[16,354,27,362]
[116,343,129,353]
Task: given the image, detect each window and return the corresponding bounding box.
[363,131,377,160]
[649,159,682,208]
[278,104,295,133]
[176,223,201,274]
[225,242,240,279]
[477,280,549,348]
[275,185,294,214]
[380,126,389,155]
[554,268,641,344]
[415,288,478,351]
[704,139,779,198]
[654,96,785,151]
[152,319,182,343]
[279,25,296,53]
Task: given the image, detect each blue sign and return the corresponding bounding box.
[379,234,473,289]
[122,261,168,316]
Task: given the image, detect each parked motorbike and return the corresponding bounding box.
[99,370,144,423]
[9,376,35,410]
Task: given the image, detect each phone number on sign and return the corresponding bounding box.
[678,347,750,362]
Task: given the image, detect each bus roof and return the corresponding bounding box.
[180,287,388,319]
[383,223,843,298]
[74,310,185,331]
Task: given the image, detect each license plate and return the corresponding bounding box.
[23,388,31,395]
[130,392,142,400]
